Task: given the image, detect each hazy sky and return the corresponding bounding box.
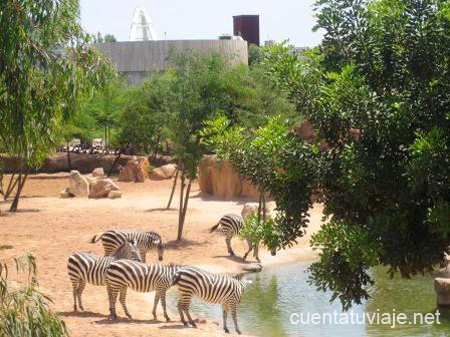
[79,0,323,47]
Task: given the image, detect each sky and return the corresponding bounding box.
[79,0,324,47]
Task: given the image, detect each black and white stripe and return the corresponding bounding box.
[67,239,141,311]
[172,266,249,335]
[91,229,165,262]
[210,214,254,261]
[105,261,184,321]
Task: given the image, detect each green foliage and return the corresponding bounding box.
[0,0,116,167]
[0,254,68,336]
[257,0,450,309]
[241,214,281,258]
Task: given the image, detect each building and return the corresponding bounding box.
[233,15,260,46]
[96,40,248,85]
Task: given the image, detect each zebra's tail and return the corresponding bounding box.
[209,222,220,233]
[90,233,103,244]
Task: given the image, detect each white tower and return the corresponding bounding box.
[130,7,157,41]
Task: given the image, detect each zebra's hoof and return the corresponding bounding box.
[126,315,133,320]
[183,321,188,327]
[165,317,171,322]
[109,315,118,321]
[190,322,197,328]
[236,330,242,335]
[153,315,157,321]
[224,328,230,333]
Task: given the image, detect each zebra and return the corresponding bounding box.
[172,266,251,335]
[105,261,185,321]
[210,213,257,261]
[67,239,141,311]
[91,229,166,263]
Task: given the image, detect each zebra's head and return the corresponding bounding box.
[154,240,166,261]
[113,239,141,262]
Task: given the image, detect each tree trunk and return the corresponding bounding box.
[4,172,17,200]
[9,171,28,212]
[151,134,161,161]
[167,168,179,209]
[177,172,186,241]
[180,180,192,230]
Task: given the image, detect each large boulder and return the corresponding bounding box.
[89,178,120,198]
[434,278,450,306]
[198,155,266,200]
[118,156,148,183]
[68,170,89,197]
[149,164,177,181]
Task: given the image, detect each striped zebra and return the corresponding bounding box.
[105,261,184,321]
[91,229,166,263]
[172,266,250,335]
[67,239,141,311]
[210,213,256,261]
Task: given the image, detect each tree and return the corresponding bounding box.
[0,0,116,212]
[253,0,450,310]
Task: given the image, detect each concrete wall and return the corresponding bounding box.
[96,40,249,85]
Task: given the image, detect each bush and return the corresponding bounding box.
[0,254,67,336]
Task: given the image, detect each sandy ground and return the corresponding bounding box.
[0,173,324,337]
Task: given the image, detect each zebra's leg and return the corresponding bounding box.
[231,304,241,335]
[222,303,229,333]
[255,242,261,262]
[160,291,171,322]
[243,236,253,261]
[226,237,235,256]
[71,279,79,311]
[76,280,86,311]
[119,286,132,319]
[108,285,120,320]
[177,297,186,326]
[180,295,196,328]
[152,293,160,320]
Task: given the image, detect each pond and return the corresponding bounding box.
[167,262,450,336]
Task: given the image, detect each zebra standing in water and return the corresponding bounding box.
[67,239,141,311]
[91,229,166,262]
[210,213,256,261]
[172,266,250,335]
[105,261,185,321]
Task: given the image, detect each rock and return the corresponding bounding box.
[118,156,149,183]
[435,278,450,306]
[89,178,120,198]
[241,263,263,273]
[198,155,268,200]
[92,167,105,178]
[68,170,89,197]
[85,175,98,187]
[108,190,123,199]
[149,164,177,181]
[60,188,73,198]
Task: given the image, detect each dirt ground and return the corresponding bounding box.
[0,173,324,337]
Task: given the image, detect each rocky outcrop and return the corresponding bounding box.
[434,278,450,306]
[89,178,120,198]
[61,168,123,199]
[118,156,149,183]
[198,155,266,200]
[149,164,177,181]
[68,170,89,197]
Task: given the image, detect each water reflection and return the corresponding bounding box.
[167,263,450,336]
